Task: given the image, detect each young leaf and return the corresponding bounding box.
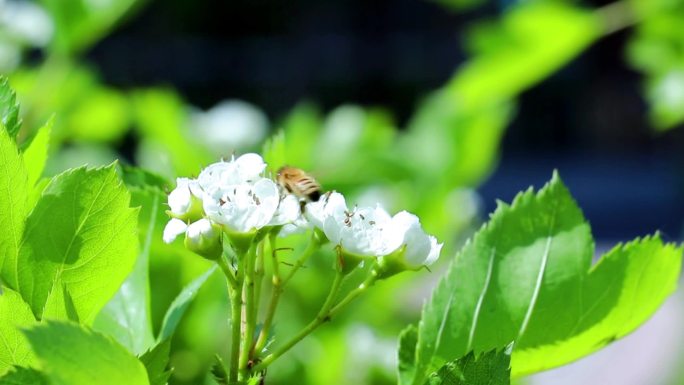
[0,129,29,289]
[94,186,164,354]
[23,321,150,385]
[0,367,48,385]
[398,324,418,385]
[0,288,36,376]
[17,164,139,324]
[0,77,21,138]
[21,119,52,187]
[425,348,510,385]
[409,173,682,384]
[157,266,217,342]
[140,339,172,385]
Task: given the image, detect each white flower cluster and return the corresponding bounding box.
[163,153,442,271]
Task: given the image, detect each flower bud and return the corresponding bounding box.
[167,178,204,222]
[184,219,223,260]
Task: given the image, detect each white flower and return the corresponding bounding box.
[167,178,203,219]
[198,153,266,199]
[203,178,280,233]
[305,191,347,230]
[269,194,301,226]
[163,218,188,243]
[390,212,442,268]
[323,204,403,257]
[163,218,222,259]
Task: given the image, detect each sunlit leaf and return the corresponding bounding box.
[409,173,682,384]
[17,164,139,324]
[0,289,36,376]
[94,185,164,354]
[0,129,29,289]
[24,321,149,385]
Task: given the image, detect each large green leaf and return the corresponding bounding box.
[0,129,29,289]
[0,367,48,385]
[17,164,139,324]
[157,267,217,342]
[425,348,510,385]
[24,321,149,385]
[448,3,602,112]
[0,77,21,139]
[94,186,164,354]
[0,289,36,376]
[408,173,682,384]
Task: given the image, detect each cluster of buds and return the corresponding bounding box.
[163,153,442,276]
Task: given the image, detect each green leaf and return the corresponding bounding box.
[448,3,601,112]
[140,340,172,385]
[398,324,419,385]
[0,77,21,138]
[0,289,36,376]
[94,186,163,354]
[42,282,80,322]
[21,119,52,188]
[0,129,29,289]
[40,0,144,54]
[409,173,682,384]
[425,348,511,385]
[0,367,48,385]
[209,354,228,385]
[67,87,131,142]
[158,267,217,342]
[24,321,149,385]
[118,165,170,192]
[17,164,139,324]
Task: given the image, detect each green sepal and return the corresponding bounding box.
[184,223,223,261]
[334,245,367,275]
[224,227,257,256]
[165,194,204,222]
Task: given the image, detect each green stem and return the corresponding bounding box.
[218,257,241,383]
[253,241,265,323]
[328,272,378,318]
[253,271,345,371]
[239,245,258,378]
[253,233,321,354]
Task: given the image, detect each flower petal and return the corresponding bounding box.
[163,218,188,243]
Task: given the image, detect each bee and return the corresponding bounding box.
[276,166,322,202]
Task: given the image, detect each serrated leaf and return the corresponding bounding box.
[0,367,48,385]
[0,289,36,376]
[158,266,217,342]
[398,324,418,385]
[140,339,172,385]
[0,129,29,289]
[409,173,682,384]
[94,186,164,354]
[42,281,80,322]
[22,119,52,187]
[16,164,139,324]
[0,77,21,138]
[24,321,149,385]
[425,348,510,385]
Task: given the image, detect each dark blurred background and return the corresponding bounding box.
[86,0,684,242]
